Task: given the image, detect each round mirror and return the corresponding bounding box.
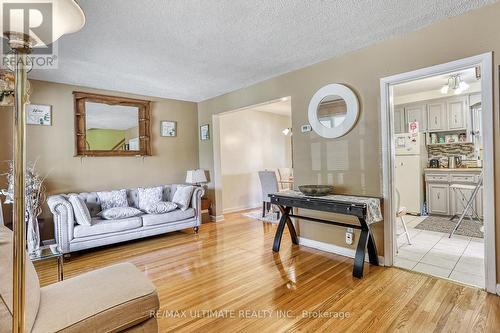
[308,84,359,138]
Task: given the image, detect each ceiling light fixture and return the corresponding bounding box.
[440,74,469,95]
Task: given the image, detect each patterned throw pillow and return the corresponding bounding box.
[96,189,128,211]
[98,207,143,220]
[145,201,178,214]
[68,195,92,226]
[137,187,164,211]
[172,185,195,211]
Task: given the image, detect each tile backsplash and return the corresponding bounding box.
[427,143,475,167]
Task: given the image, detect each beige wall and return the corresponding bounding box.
[219,109,291,213]
[198,3,500,282]
[1,80,199,237]
[0,107,13,225]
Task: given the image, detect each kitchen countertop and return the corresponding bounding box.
[424,168,482,172]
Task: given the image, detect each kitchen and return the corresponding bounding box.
[391,67,485,288]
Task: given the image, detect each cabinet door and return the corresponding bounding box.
[427,183,449,215]
[476,186,483,219]
[394,107,405,134]
[447,97,467,130]
[450,187,475,216]
[427,102,446,131]
[405,104,427,132]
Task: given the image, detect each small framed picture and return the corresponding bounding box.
[26,104,52,125]
[200,124,210,141]
[160,121,177,137]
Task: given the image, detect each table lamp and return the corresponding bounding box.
[0,1,85,332]
[186,169,207,186]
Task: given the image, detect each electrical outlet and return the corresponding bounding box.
[345,231,354,245]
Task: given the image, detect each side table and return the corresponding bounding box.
[201,197,212,223]
[29,245,64,281]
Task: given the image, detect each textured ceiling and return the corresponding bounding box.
[29,0,496,102]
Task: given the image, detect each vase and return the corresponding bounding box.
[27,211,40,255]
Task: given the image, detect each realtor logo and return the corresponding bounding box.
[2,2,58,69]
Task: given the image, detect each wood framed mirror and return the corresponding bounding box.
[74,92,151,157]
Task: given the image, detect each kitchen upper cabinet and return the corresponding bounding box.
[404,103,427,132]
[394,107,405,134]
[427,183,449,215]
[447,97,467,130]
[427,101,446,131]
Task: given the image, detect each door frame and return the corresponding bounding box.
[380,53,496,293]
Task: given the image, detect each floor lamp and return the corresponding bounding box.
[0,1,85,332]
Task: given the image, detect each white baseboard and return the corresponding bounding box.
[210,215,224,222]
[497,284,500,296]
[298,237,385,266]
[222,204,260,214]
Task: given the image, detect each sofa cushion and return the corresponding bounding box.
[74,217,142,238]
[145,201,177,214]
[69,195,92,226]
[99,207,143,220]
[97,189,128,210]
[137,187,163,211]
[31,263,159,333]
[142,208,195,227]
[172,185,194,211]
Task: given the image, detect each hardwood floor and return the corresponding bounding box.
[34,212,500,332]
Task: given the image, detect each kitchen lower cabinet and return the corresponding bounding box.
[450,186,476,216]
[425,169,482,217]
[427,183,449,215]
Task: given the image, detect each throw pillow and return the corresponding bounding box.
[138,186,163,211]
[98,207,143,220]
[145,201,177,214]
[96,189,128,210]
[172,185,194,211]
[68,195,92,226]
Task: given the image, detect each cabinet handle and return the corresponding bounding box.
[437,193,440,200]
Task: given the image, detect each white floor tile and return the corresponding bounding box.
[396,248,428,262]
[454,255,485,275]
[394,257,418,270]
[420,249,460,269]
[449,271,484,288]
[413,262,452,278]
[391,217,485,289]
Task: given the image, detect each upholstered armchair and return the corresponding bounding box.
[0,226,160,332]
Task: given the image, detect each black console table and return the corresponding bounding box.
[269,191,383,278]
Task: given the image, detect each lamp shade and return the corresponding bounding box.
[0,0,85,45]
[186,169,207,184]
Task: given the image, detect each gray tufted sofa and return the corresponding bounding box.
[47,185,204,254]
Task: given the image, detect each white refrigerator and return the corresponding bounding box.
[394,133,427,215]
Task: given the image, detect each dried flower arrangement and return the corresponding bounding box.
[1,160,48,253]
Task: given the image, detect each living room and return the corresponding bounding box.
[1,1,500,333]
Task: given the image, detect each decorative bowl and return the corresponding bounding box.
[298,185,334,197]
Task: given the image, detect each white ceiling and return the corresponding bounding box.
[393,68,480,96]
[29,0,496,102]
[86,102,138,130]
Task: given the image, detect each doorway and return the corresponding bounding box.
[380,53,496,292]
[214,97,293,215]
